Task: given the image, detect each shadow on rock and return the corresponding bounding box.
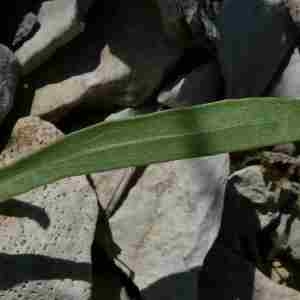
[0,253,90,290]
[0,199,50,229]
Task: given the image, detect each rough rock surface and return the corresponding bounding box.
[30,0,185,120]
[0,117,98,299]
[218,0,296,97]
[110,154,229,290]
[158,61,222,107]
[15,0,84,75]
[0,44,19,126]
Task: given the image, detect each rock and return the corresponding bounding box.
[0,117,98,299]
[0,44,19,126]
[91,167,137,216]
[15,0,84,75]
[273,143,296,156]
[110,154,229,290]
[12,12,40,50]
[229,165,269,206]
[30,0,184,120]
[158,61,222,107]
[270,49,300,98]
[217,0,296,97]
[274,214,300,260]
[0,0,41,47]
[286,0,300,29]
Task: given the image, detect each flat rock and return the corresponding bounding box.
[15,0,84,75]
[30,0,185,120]
[158,61,222,107]
[0,117,98,299]
[110,154,229,291]
[217,0,296,97]
[0,44,19,126]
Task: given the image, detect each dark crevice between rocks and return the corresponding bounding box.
[141,44,220,109]
[264,11,299,96]
[91,206,143,300]
[92,241,143,300]
[88,169,143,300]
[55,106,110,134]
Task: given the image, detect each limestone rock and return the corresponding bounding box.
[30,0,184,120]
[15,0,84,75]
[218,0,296,97]
[0,44,19,126]
[158,61,222,107]
[110,154,229,290]
[0,117,98,299]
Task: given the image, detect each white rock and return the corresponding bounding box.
[30,0,185,120]
[110,154,229,290]
[0,117,98,299]
[16,0,84,75]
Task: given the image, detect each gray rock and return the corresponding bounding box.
[270,49,300,98]
[110,154,229,292]
[0,117,98,299]
[229,165,269,206]
[0,44,19,125]
[15,0,84,75]
[217,0,296,97]
[158,61,222,107]
[30,0,184,120]
[12,12,40,50]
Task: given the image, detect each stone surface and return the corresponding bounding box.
[158,61,222,107]
[15,0,84,75]
[110,154,229,290]
[0,44,19,126]
[270,49,300,98]
[12,12,40,50]
[229,165,269,206]
[30,0,184,120]
[0,117,98,299]
[218,0,296,97]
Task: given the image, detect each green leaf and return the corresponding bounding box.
[0,97,299,201]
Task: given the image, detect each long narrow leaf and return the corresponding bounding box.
[0,97,299,201]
